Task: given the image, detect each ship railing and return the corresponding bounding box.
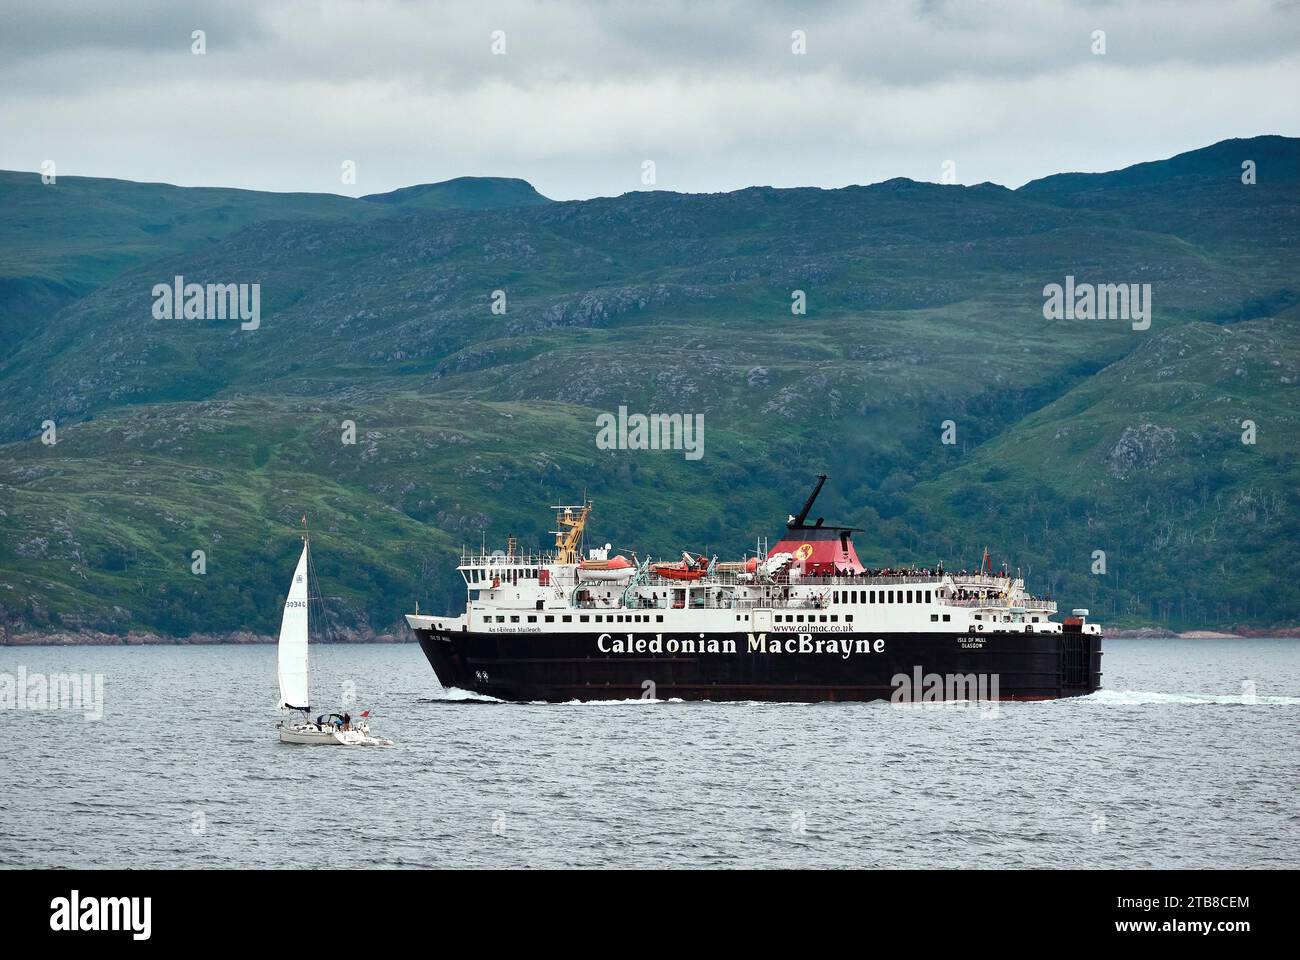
[631,572,950,589]
[940,597,1056,611]
[573,596,841,612]
[949,574,1023,588]
[459,552,557,567]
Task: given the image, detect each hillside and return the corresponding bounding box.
[1,137,1297,638]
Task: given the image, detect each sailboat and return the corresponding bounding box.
[275,525,392,746]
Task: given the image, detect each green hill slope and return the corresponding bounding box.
[1,137,1297,638]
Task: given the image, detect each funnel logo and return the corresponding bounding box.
[794,544,814,562]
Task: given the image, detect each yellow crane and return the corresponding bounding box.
[550,501,591,565]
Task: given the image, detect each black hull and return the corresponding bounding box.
[413,627,1103,703]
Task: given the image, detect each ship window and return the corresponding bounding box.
[580,615,589,623]
[907,590,913,602]
[563,615,572,623]
[868,591,875,603]
[796,615,804,623]
[845,615,853,623]
[656,615,663,623]
[942,614,950,622]
[830,615,838,623]
[1031,616,1039,623]
[495,616,505,623]
[510,616,519,623]
[527,616,537,623]
[931,614,939,622]
[888,591,894,603]
[974,615,982,621]
[926,590,932,603]
[545,615,554,623]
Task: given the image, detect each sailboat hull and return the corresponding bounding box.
[278,723,393,746]
[278,724,343,745]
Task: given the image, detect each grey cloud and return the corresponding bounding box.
[0,0,1296,200]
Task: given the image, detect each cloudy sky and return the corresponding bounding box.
[2,0,1297,200]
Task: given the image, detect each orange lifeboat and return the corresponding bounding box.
[652,552,709,581]
[577,554,635,582]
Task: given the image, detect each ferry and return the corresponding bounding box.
[406,476,1103,702]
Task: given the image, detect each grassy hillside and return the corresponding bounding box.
[1,137,1297,637]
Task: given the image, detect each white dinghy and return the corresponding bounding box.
[276,525,392,746]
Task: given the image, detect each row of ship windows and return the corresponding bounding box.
[834,589,932,604]
[485,613,667,624]
[468,569,539,584]
[769,613,954,624]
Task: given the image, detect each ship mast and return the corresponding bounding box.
[789,474,828,529]
[550,501,591,565]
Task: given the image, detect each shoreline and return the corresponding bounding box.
[0,627,414,646]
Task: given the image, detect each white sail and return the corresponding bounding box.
[277,542,311,710]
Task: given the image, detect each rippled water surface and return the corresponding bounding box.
[1,639,1296,868]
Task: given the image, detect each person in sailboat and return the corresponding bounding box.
[341,712,351,732]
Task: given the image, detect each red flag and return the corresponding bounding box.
[360,709,370,718]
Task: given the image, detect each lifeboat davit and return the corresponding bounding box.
[577,554,635,582]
